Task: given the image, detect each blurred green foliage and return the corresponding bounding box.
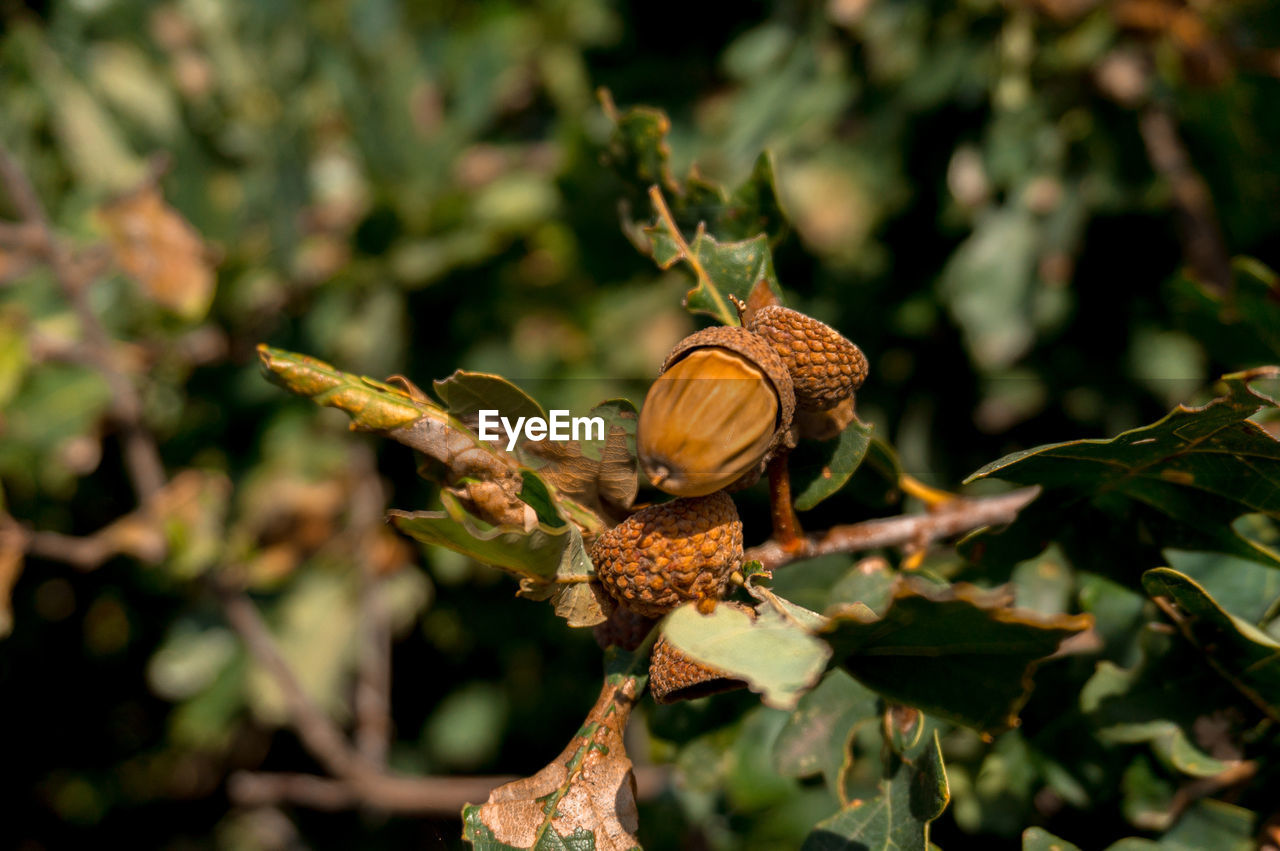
[3,0,1280,848]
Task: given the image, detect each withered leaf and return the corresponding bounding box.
[462,656,646,850]
[99,180,215,320]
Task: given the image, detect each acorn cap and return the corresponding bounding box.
[593,604,659,652]
[649,601,755,704]
[639,325,795,497]
[746,305,867,411]
[589,491,743,618]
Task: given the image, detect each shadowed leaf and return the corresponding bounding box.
[1143,567,1280,720]
[774,668,879,802]
[967,368,1280,568]
[823,578,1093,732]
[1104,799,1255,850]
[801,730,949,851]
[794,419,875,511]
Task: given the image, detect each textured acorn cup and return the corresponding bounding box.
[746,305,868,411]
[638,325,795,497]
[590,491,743,618]
[649,602,755,704]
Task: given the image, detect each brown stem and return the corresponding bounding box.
[766,450,805,554]
[746,487,1040,571]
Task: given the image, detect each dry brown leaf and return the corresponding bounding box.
[463,672,642,849]
[99,181,215,320]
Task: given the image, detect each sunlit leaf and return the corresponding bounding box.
[662,600,832,710]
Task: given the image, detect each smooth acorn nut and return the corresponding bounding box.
[649,602,755,704]
[638,325,795,497]
[590,491,743,618]
[746,305,867,411]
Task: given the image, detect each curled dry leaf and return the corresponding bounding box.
[463,668,643,850]
[98,180,215,320]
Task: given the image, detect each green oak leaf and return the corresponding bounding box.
[773,669,880,802]
[1163,546,1280,624]
[1104,799,1256,851]
[966,368,1280,569]
[661,600,832,710]
[1169,257,1280,365]
[390,491,580,582]
[801,730,949,851]
[823,578,1093,732]
[644,219,782,325]
[518,469,568,529]
[793,418,875,512]
[1080,627,1241,778]
[1142,567,1280,720]
[603,98,787,244]
[434,370,546,427]
[1023,827,1083,851]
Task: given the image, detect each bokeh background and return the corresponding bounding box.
[2,0,1279,848]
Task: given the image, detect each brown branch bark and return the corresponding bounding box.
[746,487,1040,571]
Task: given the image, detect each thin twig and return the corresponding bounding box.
[746,487,1040,571]
[0,144,167,503]
[227,765,671,816]
[647,185,733,322]
[350,448,393,767]
[213,580,369,780]
[1138,104,1232,294]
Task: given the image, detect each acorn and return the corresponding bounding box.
[638,325,795,497]
[745,305,867,411]
[649,602,755,704]
[590,491,743,618]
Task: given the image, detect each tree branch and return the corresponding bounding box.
[746,487,1040,570]
[213,580,370,780]
[1138,104,1232,294]
[0,143,167,503]
[350,448,393,767]
[227,765,671,816]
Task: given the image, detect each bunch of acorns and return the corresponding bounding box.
[590,298,868,702]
